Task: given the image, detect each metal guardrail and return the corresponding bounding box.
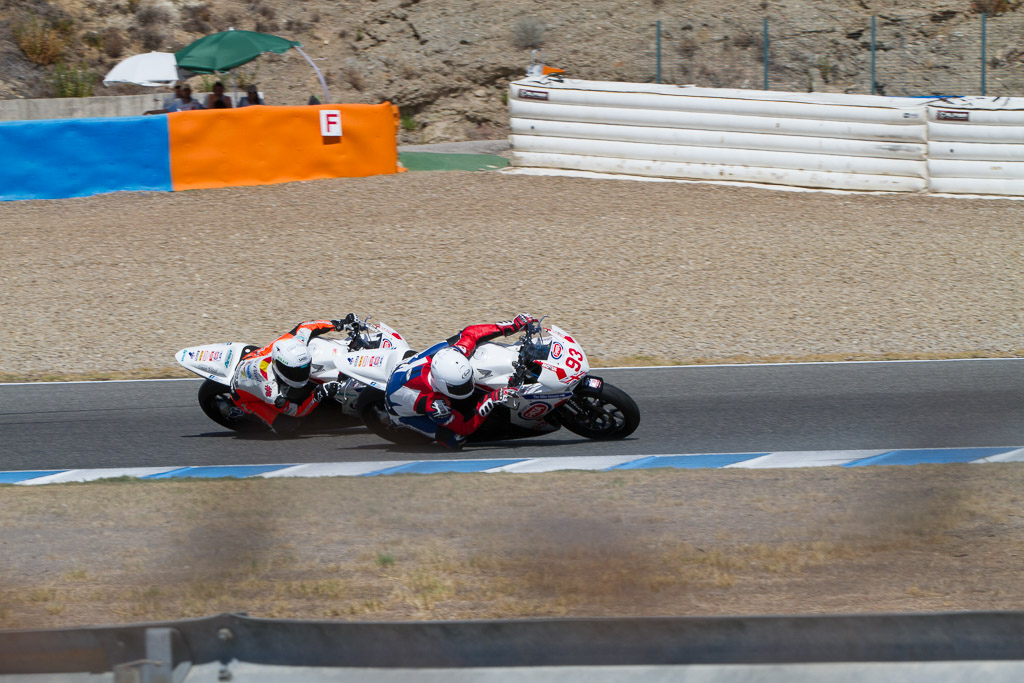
[2,611,1024,678]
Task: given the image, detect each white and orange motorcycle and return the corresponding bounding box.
[176,315,413,433]
[354,317,641,445]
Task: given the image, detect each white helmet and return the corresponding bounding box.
[271,337,312,388]
[429,347,475,398]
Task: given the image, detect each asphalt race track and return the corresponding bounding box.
[1,359,1022,472]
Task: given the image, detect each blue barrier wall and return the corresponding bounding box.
[0,115,172,201]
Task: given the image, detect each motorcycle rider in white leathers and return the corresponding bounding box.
[384,314,535,448]
[230,317,352,434]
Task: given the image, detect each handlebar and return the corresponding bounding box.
[508,316,548,388]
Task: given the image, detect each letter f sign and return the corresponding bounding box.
[320,110,342,137]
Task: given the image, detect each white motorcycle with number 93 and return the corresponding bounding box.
[357,317,641,445]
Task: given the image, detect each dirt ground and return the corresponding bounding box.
[1,464,1023,630]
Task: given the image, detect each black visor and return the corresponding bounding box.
[445,378,474,397]
[274,358,311,384]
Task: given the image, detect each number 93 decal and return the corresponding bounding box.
[565,347,584,371]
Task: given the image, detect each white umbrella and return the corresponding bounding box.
[102,51,182,87]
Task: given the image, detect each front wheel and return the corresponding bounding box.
[197,379,269,433]
[355,388,433,446]
[557,383,640,440]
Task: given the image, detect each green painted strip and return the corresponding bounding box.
[399,152,509,172]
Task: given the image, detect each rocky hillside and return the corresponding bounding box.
[2,0,1023,143]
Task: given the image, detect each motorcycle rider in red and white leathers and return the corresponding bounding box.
[384,314,535,448]
[230,317,353,434]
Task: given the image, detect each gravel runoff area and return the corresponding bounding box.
[1,168,1021,380]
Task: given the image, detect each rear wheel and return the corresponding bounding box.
[197,379,269,433]
[557,383,640,440]
[355,388,433,446]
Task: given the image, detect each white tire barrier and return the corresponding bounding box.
[926,98,1024,194]
[511,118,926,159]
[509,100,927,143]
[509,78,928,193]
[509,79,1024,196]
[511,151,928,193]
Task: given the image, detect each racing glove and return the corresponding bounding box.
[313,381,342,402]
[331,314,356,331]
[496,313,536,336]
[477,387,518,417]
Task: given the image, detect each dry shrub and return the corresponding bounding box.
[102,28,125,58]
[732,27,762,51]
[182,3,213,33]
[971,0,1011,13]
[676,36,697,59]
[342,64,365,91]
[512,17,545,50]
[12,15,67,66]
[136,5,171,26]
[83,31,103,49]
[255,20,279,33]
[140,28,164,51]
[258,5,276,19]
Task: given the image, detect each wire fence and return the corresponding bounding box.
[648,12,1024,97]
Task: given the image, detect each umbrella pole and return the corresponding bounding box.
[294,46,330,103]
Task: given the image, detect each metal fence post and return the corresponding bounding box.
[870,15,877,95]
[762,17,769,90]
[981,13,987,96]
[656,20,662,84]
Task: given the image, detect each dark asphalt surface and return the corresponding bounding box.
[1,360,1022,471]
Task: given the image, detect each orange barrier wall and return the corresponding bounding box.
[168,103,398,191]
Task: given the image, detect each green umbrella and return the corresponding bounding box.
[175,29,300,73]
[174,29,330,102]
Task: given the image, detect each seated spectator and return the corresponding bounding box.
[162,84,182,110]
[238,84,264,107]
[205,81,233,109]
[143,83,182,114]
[168,85,204,112]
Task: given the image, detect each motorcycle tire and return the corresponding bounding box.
[557,383,640,440]
[355,388,433,446]
[197,379,270,433]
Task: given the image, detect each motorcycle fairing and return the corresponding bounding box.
[469,342,519,388]
[176,342,248,384]
[514,383,573,425]
[308,337,351,382]
[533,325,590,387]
[339,348,409,390]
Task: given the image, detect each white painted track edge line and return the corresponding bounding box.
[597,357,1024,370]
[0,377,204,386]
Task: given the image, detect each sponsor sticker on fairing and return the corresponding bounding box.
[349,355,384,368]
[521,402,551,419]
[550,342,563,359]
